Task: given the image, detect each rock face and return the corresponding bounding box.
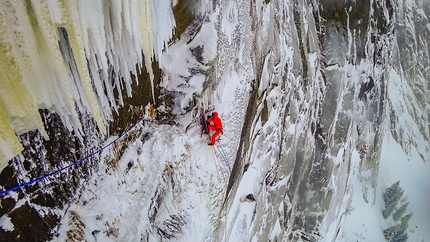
[221,0,429,241]
[0,0,175,240]
[1,0,429,241]
[0,110,102,241]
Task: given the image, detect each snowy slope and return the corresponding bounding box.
[3,0,428,241]
[53,9,250,241]
[216,0,430,241]
[55,124,228,241]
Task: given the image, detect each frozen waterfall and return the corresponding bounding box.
[1,0,429,241]
[0,0,182,166]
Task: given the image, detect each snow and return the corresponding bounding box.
[0,0,180,165]
[159,14,218,113]
[54,11,243,241]
[0,216,13,231]
[325,126,430,241]
[54,124,224,241]
[220,1,238,44]
[380,131,430,239]
[320,65,430,241]
[2,0,429,241]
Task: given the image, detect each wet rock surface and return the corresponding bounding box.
[0,110,101,241]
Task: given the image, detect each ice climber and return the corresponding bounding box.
[206,112,223,146]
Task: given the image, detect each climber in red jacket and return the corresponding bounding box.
[206,112,223,145]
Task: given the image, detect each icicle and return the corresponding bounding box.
[0,0,185,163]
[153,0,176,60]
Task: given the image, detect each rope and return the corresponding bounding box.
[211,147,228,185]
[0,116,179,196]
[215,141,231,171]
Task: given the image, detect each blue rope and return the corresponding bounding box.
[0,117,177,196]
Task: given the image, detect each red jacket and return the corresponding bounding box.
[208,112,223,131]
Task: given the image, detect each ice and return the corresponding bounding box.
[0,0,180,164]
[1,0,429,241]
